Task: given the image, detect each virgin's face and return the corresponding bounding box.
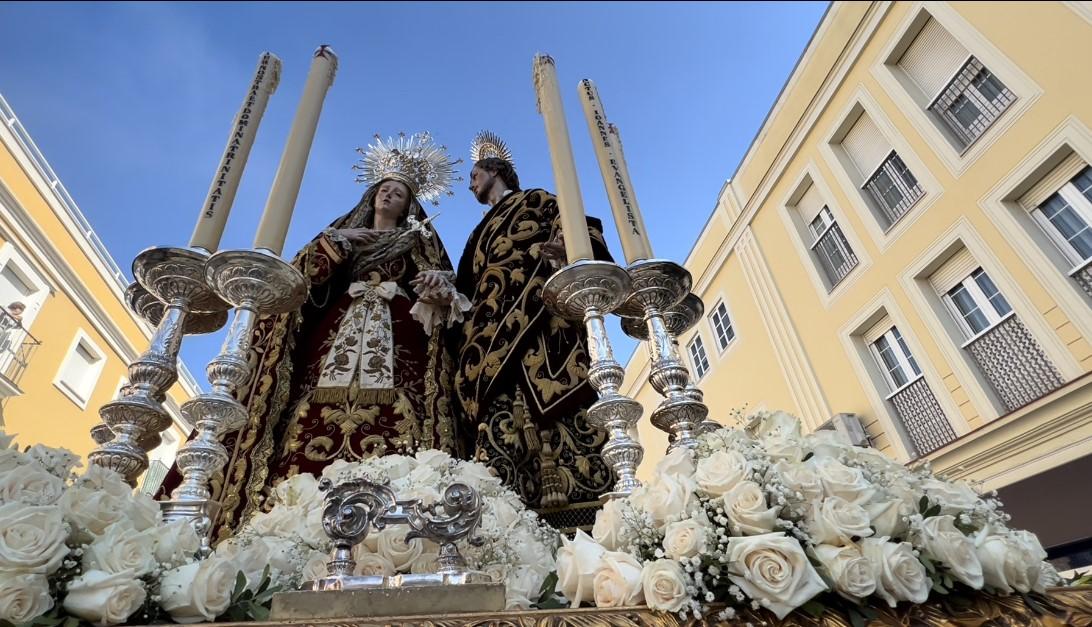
[374,180,411,220]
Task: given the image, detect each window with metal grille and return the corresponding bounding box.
[863,152,924,228]
[688,335,710,379]
[870,326,922,392]
[1032,166,1092,268]
[943,268,1013,338]
[929,57,1015,150]
[709,302,735,350]
[809,207,859,288]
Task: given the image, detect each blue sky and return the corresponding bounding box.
[0,1,826,387]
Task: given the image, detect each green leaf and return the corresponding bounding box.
[919,496,930,514]
[232,571,248,602]
[926,504,942,518]
[61,618,79,627]
[537,571,559,604]
[801,600,826,619]
[248,603,271,621]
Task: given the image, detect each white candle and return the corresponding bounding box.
[189,52,281,252]
[607,122,653,260]
[253,45,338,255]
[579,79,653,263]
[532,54,594,263]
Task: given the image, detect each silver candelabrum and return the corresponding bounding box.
[160,249,307,542]
[542,259,644,499]
[87,247,229,484]
[307,478,486,590]
[617,260,709,453]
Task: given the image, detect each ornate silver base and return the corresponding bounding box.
[126,282,228,335]
[163,249,307,533]
[542,260,644,498]
[618,260,707,453]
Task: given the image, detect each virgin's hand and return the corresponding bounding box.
[338,228,380,244]
[410,270,448,291]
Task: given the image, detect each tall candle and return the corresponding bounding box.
[607,122,653,260]
[253,45,338,255]
[579,79,653,263]
[532,54,594,263]
[189,52,281,252]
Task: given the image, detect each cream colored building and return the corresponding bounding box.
[0,93,200,492]
[624,1,1092,572]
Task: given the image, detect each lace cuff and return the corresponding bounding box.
[409,271,471,336]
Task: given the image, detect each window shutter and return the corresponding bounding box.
[841,113,891,180]
[863,317,894,345]
[898,17,970,101]
[1019,153,1088,210]
[929,248,977,295]
[795,181,826,221]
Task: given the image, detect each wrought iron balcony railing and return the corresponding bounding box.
[0,310,41,395]
[810,222,859,289]
[928,56,1016,151]
[886,375,957,457]
[963,313,1065,412]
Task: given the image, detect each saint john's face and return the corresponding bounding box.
[469,166,495,205]
[375,180,410,218]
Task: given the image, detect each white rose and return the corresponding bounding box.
[409,552,440,575]
[812,543,876,601]
[640,559,688,613]
[154,520,201,566]
[805,429,852,460]
[1010,530,1050,593]
[159,556,238,623]
[301,550,330,582]
[556,529,606,608]
[763,437,805,463]
[725,532,827,620]
[694,449,750,496]
[403,484,443,507]
[505,565,545,610]
[974,529,1030,594]
[273,473,323,509]
[491,497,521,531]
[808,497,873,546]
[406,463,442,492]
[126,492,161,532]
[454,460,501,492]
[63,569,146,627]
[215,539,271,592]
[866,500,905,539]
[59,487,127,539]
[654,447,696,481]
[351,549,396,577]
[380,456,416,481]
[511,530,553,568]
[860,537,930,607]
[82,522,157,577]
[258,536,303,581]
[723,481,779,536]
[0,448,25,474]
[319,459,354,482]
[808,458,875,506]
[752,410,804,441]
[1036,562,1062,593]
[414,449,452,471]
[245,506,299,538]
[0,503,69,573]
[771,460,823,503]
[376,525,425,572]
[0,463,65,505]
[295,506,328,546]
[885,480,923,520]
[592,498,632,551]
[0,572,52,624]
[630,474,697,529]
[663,519,707,560]
[593,551,644,608]
[918,515,983,589]
[922,479,980,516]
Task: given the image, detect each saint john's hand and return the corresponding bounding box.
[541,230,566,264]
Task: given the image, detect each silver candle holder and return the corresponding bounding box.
[617,260,708,453]
[160,249,307,541]
[542,259,644,499]
[88,247,229,484]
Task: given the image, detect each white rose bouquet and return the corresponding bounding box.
[560,410,1060,621]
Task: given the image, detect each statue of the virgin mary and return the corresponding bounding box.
[209,133,468,535]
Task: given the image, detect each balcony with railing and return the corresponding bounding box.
[0,310,41,404]
[863,151,924,229]
[963,313,1065,412]
[1070,257,1092,299]
[887,375,957,457]
[929,56,1016,151]
[811,222,859,289]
